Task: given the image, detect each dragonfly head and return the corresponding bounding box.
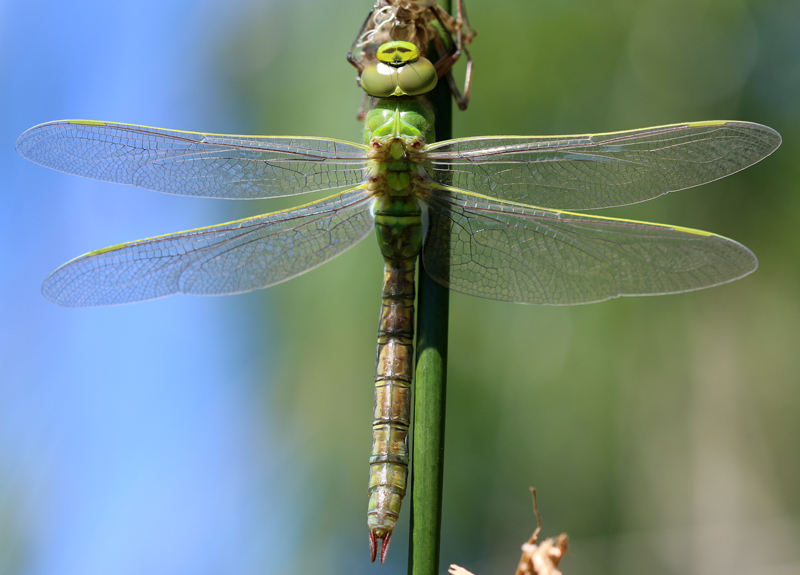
[361,41,437,99]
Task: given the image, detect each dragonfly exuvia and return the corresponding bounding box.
[348,0,476,112]
[16,40,780,563]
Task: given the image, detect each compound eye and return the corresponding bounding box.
[361,61,398,98]
[396,59,437,95]
[362,41,437,98]
[377,41,420,66]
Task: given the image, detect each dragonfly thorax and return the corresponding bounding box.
[365,99,433,195]
[367,138,422,194]
[363,98,434,145]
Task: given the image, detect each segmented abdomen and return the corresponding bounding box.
[368,193,422,557]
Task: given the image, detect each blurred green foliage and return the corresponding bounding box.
[219,1,799,574]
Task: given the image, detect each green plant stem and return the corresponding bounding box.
[408,2,452,573]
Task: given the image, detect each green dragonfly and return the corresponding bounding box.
[16,40,780,564]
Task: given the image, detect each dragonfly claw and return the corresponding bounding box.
[369,530,392,563]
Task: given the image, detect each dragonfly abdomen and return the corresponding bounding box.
[368,194,422,562]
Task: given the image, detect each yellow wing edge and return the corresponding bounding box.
[55,119,373,150]
[75,186,371,259]
[431,184,717,238]
[424,120,780,151]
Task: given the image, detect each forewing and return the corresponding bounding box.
[422,188,756,305]
[16,120,370,199]
[43,188,375,306]
[424,121,780,210]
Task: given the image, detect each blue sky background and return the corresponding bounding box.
[1,2,302,574]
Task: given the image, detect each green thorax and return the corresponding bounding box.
[363,98,435,146]
[364,99,434,194]
[365,99,431,261]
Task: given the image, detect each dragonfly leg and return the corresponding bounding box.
[347,8,375,74]
[454,0,477,46]
[430,21,462,78]
[428,13,472,110]
[444,47,472,110]
[356,93,375,122]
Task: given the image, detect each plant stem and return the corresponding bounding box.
[408,2,452,573]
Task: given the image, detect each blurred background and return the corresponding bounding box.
[1,1,798,574]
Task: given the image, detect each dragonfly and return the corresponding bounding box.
[16,40,780,564]
[348,0,476,114]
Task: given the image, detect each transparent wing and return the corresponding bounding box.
[16,120,371,199]
[43,188,375,306]
[422,187,756,305]
[424,121,781,210]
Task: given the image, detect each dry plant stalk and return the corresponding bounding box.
[448,488,568,575]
